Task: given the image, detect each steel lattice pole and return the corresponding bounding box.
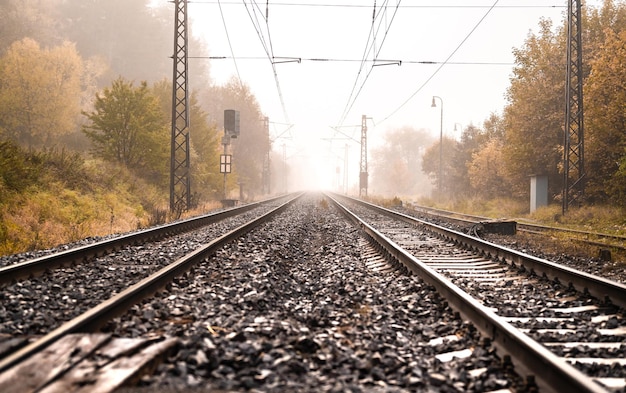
[170,0,191,214]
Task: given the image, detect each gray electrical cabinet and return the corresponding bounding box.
[530,175,548,213]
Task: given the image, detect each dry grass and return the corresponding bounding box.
[413,196,626,265]
[416,195,626,236]
[0,158,158,255]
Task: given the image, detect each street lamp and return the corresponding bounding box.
[431,96,443,194]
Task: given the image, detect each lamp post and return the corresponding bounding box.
[431,96,443,194]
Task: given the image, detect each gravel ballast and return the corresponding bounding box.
[113,195,524,392]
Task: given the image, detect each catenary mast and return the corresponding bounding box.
[170,0,191,214]
[563,0,585,213]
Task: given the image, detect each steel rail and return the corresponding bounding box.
[0,195,289,285]
[341,195,626,309]
[326,193,608,393]
[0,193,302,374]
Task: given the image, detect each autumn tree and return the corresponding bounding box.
[417,114,507,199]
[459,114,510,198]
[421,136,457,197]
[0,38,83,148]
[467,139,510,198]
[445,123,485,197]
[57,0,170,84]
[502,19,566,200]
[585,28,626,204]
[0,0,62,53]
[370,127,434,197]
[57,0,210,90]
[82,78,169,185]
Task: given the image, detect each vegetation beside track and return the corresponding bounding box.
[0,145,220,256]
[414,195,626,237]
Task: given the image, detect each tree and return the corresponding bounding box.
[452,114,508,198]
[584,28,626,204]
[57,0,211,89]
[500,1,626,204]
[370,126,434,197]
[82,78,169,184]
[421,136,457,197]
[0,0,62,53]
[0,38,83,148]
[502,19,566,200]
[445,123,488,197]
[58,0,170,84]
[467,139,510,198]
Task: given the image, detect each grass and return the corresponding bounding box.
[414,195,626,237]
[410,195,626,264]
[0,155,170,256]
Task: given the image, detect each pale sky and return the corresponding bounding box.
[181,1,599,191]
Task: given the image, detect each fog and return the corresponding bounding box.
[0,0,551,200]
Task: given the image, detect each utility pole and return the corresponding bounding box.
[359,115,368,197]
[170,0,190,215]
[563,0,585,213]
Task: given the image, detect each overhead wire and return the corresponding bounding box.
[242,0,291,125]
[378,0,501,126]
[337,0,380,126]
[217,0,243,87]
[257,0,288,121]
[189,1,561,9]
[343,1,402,123]
[191,56,515,66]
[194,0,533,132]
[338,0,402,126]
[341,0,400,121]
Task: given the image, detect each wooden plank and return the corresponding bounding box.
[40,337,178,393]
[37,338,148,393]
[0,333,111,393]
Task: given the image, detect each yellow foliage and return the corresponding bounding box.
[0,38,83,147]
[0,158,168,256]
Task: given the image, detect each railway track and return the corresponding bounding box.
[0,195,290,284]
[333,194,626,392]
[0,192,624,392]
[404,202,626,254]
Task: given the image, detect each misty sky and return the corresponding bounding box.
[171,1,599,189]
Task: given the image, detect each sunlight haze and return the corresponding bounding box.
[180,1,599,192]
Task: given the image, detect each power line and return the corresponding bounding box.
[189,1,562,9]
[337,0,385,126]
[217,0,243,87]
[242,0,291,123]
[338,0,403,125]
[190,0,550,132]
[378,0,502,125]
[190,56,515,66]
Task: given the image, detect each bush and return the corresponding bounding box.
[0,140,43,192]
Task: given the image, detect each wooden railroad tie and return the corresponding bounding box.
[0,334,178,393]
